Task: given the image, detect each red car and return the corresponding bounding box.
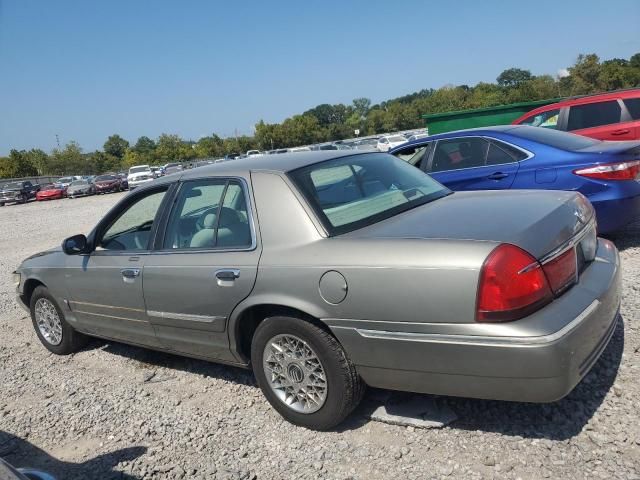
[36,184,65,201]
[93,174,123,194]
[513,88,640,141]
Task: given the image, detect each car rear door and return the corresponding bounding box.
[566,99,635,140]
[142,176,260,362]
[426,136,520,190]
[622,97,640,140]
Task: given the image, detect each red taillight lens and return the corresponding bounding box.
[477,244,552,322]
[573,160,640,181]
[541,248,577,295]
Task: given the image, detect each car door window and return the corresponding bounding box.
[99,189,167,251]
[486,140,528,165]
[623,98,640,120]
[392,143,432,169]
[431,138,488,172]
[567,101,622,131]
[164,179,252,249]
[519,109,560,129]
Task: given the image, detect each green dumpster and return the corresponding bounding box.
[422,98,562,135]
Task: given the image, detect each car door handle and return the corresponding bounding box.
[611,129,630,136]
[215,269,240,281]
[487,172,509,180]
[121,268,141,279]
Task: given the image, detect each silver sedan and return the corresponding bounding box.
[14,151,621,430]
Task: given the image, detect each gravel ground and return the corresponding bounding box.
[1,193,639,480]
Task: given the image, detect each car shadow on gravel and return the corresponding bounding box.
[0,431,145,479]
[340,315,624,440]
[91,340,256,387]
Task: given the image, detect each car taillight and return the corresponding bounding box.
[541,248,577,295]
[477,244,552,322]
[573,160,640,181]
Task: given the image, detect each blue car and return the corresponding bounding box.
[389,125,640,233]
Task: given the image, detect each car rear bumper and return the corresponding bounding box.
[329,238,621,402]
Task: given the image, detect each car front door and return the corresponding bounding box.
[64,185,171,347]
[142,177,260,362]
[427,136,520,190]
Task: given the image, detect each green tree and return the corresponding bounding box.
[103,134,130,159]
[49,142,86,175]
[630,52,640,69]
[194,134,223,158]
[155,134,184,161]
[496,68,533,88]
[24,149,49,175]
[352,98,372,118]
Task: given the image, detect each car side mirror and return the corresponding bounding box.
[62,234,88,255]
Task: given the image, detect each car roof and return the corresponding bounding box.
[180,150,369,179]
[517,88,640,118]
[397,125,522,145]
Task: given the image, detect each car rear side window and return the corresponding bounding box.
[163,179,252,250]
[623,98,640,120]
[567,101,622,131]
[518,109,560,129]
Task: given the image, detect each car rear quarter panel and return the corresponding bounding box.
[238,171,496,331]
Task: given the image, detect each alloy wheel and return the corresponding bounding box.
[34,298,63,346]
[262,334,328,413]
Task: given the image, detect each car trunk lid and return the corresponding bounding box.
[343,189,594,260]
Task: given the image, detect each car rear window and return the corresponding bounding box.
[289,153,449,235]
[624,98,640,120]
[567,101,622,131]
[96,175,117,181]
[512,127,599,151]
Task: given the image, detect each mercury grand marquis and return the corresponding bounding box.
[14,151,621,430]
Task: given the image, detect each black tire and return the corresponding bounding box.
[251,315,365,430]
[18,194,27,204]
[29,286,87,355]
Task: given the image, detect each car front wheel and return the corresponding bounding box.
[251,315,364,430]
[30,286,87,355]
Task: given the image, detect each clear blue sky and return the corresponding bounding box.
[1,0,639,155]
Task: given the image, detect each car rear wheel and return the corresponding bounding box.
[251,315,365,430]
[18,194,27,204]
[30,286,87,355]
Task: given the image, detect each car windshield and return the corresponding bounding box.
[289,153,450,235]
[96,175,116,181]
[58,177,73,183]
[388,136,407,143]
[129,166,150,174]
[512,126,599,151]
[70,180,88,186]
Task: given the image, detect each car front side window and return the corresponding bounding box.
[430,137,488,172]
[519,109,560,129]
[99,189,168,251]
[392,143,432,169]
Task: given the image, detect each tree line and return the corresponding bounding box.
[1,52,639,179]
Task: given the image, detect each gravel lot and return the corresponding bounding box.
[1,193,639,480]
